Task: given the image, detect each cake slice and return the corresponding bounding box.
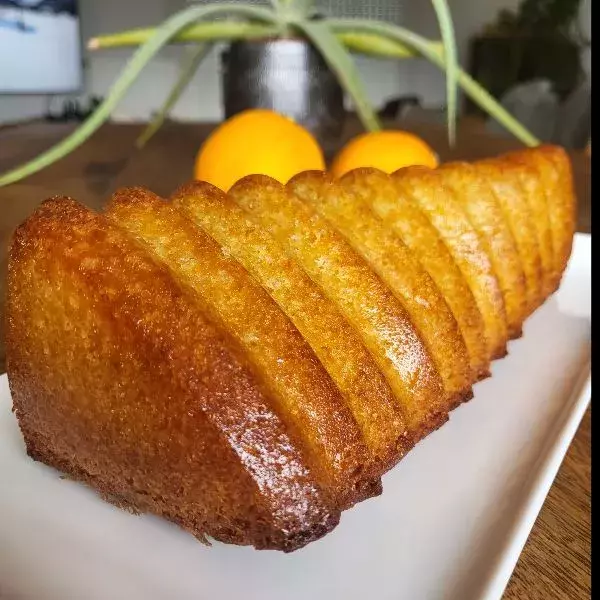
[392,166,508,360]
[171,180,410,470]
[6,197,339,552]
[502,146,576,292]
[475,158,543,316]
[538,145,576,282]
[291,170,473,408]
[502,152,555,299]
[105,187,376,507]
[437,162,528,338]
[344,168,490,379]
[228,174,448,442]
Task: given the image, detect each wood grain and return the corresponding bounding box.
[0,121,590,598]
[504,407,591,600]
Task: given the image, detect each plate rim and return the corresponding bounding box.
[482,232,591,599]
[482,363,591,599]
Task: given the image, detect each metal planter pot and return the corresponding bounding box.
[221,38,346,153]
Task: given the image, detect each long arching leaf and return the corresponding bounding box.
[336,31,444,58]
[429,0,458,143]
[331,20,540,147]
[136,42,213,148]
[0,4,277,187]
[294,20,381,132]
[88,22,278,50]
[90,23,423,55]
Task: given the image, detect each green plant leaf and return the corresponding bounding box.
[446,71,540,145]
[336,31,444,58]
[88,22,278,50]
[294,20,381,132]
[0,4,277,187]
[136,43,213,149]
[331,20,540,147]
[429,0,458,144]
[90,25,442,59]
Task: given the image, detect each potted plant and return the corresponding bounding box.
[220,34,346,153]
[0,0,539,187]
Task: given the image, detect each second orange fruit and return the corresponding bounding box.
[331,130,439,178]
[194,109,325,191]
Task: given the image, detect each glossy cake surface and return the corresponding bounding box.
[6,146,576,551]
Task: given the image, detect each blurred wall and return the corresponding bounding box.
[579,0,591,78]
[0,0,592,125]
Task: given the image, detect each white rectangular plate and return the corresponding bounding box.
[0,234,591,600]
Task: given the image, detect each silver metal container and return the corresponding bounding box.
[221,38,346,152]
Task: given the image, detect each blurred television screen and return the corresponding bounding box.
[0,0,82,93]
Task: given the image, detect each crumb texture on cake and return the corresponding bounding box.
[6,146,576,552]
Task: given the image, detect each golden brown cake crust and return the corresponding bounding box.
[437,162,528,339]
[476,158,544,316]
[172,179,410,472]
[349,168,491,379]
[538,146,576,280]
[393,166,508,361]
[504,146,576,292]
[501,152,555,301]
[298,170,473,408]
[105,186,377,506]
[232,172,448,442]
[6,197,340,552]
[5,145,575,554]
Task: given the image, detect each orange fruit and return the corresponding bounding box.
[331,130,439,178]
[194,109,325,191]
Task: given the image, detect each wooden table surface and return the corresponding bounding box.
[0,120,591,599]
